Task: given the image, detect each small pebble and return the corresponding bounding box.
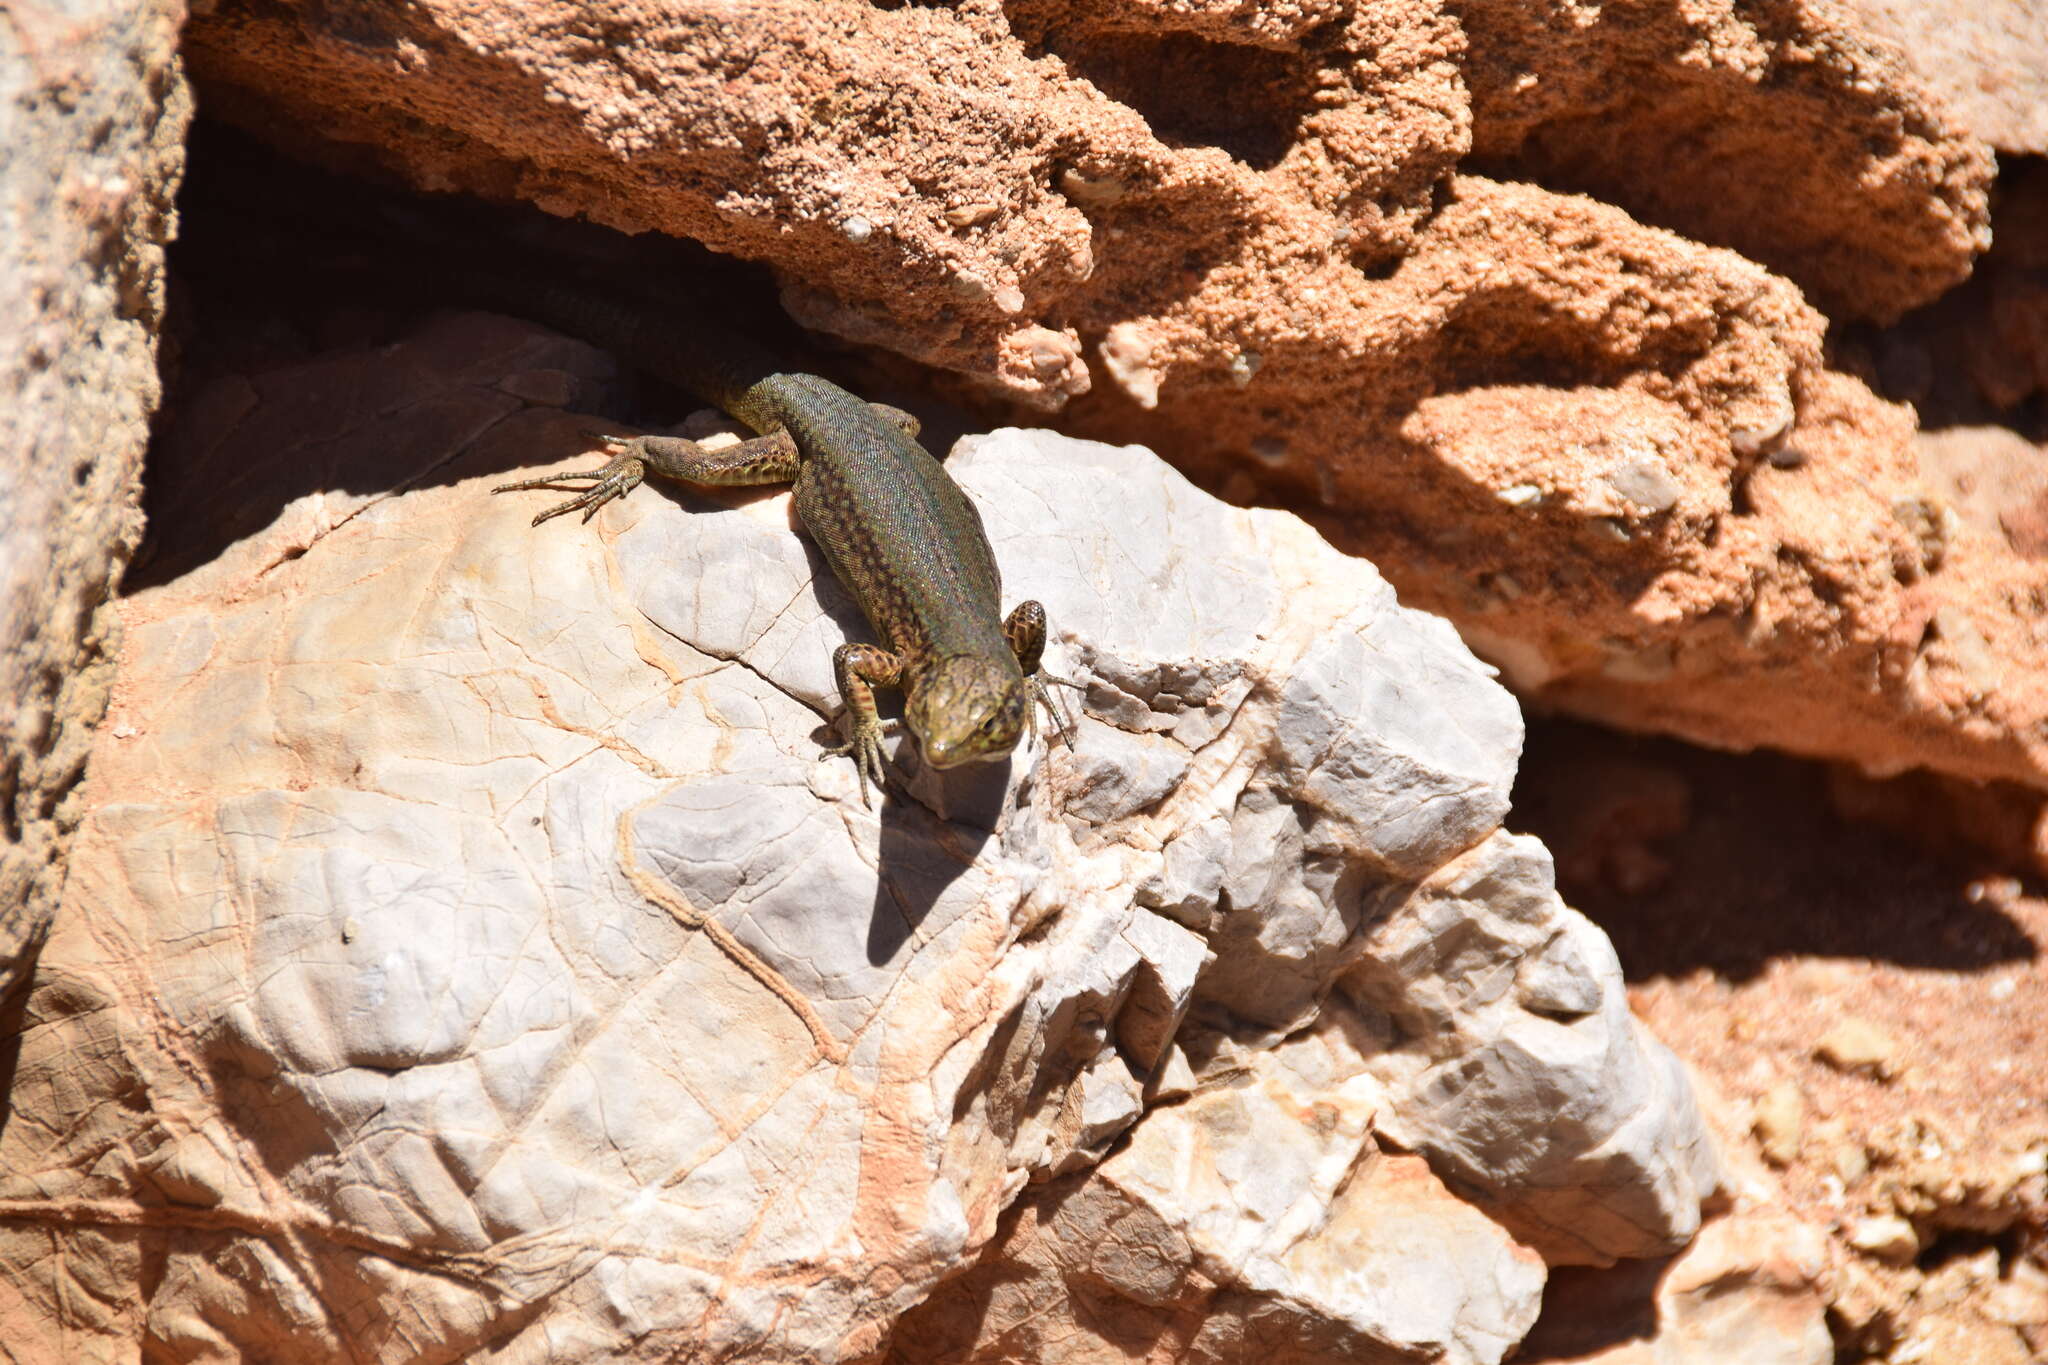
[1753,1079,1805,1166]
[1846,1214,1919,1262]
[1829,1259,1893,1335]
[1249,435,1289,466]
[943,202,997,228]
[1058,168,1128,206]
[1815,1017,1901,1080]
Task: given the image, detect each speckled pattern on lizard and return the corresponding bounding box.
[488,279,1075,804]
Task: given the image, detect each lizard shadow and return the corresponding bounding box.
[865,772,1009,967]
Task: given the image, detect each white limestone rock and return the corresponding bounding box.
[1,319,1713,1361]
[1344,830,1722,1265]
[890,1017,1547,1365]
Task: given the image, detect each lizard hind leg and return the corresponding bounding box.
[493,445,649,526]
[1003,600,1080,747]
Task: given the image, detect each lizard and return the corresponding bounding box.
[487,278,1076,804]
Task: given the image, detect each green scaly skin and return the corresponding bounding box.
[486,279,1074,804]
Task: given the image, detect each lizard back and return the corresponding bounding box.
[767,375,1011,670]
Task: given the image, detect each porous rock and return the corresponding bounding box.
[174,2,2048,804]
[1915,426,2048,561]
[0,0,185,1004]
[0,320,1716,1360]
[1848,0,2048,154]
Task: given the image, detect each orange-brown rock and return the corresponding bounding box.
[0,0,186,1002]
[1848,0,2048,155]
[1456,0,1993,322]
[1515,718,2048,1365]
[176,2,2048,795]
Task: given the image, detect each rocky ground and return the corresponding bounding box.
[1516,718,2048,1363]
[7,1,2048,1361]
[1509,139,2048,1365]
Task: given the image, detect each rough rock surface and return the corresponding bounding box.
[1815,151,2048,874]
[1848,0,2048,154]
[1521,1212,1834,1365]
[886,1037,1546,1365]
[0,2,186,1003]
[1916,427,2048,563]
[1516,718,2048,1365]
[170,0,2048,800]
[1510,1076,1834,1365]
[1341,831,1715,1265]
[1845,158,2048,435]
[1455,0,1991,319]
[0,319,1716,1360]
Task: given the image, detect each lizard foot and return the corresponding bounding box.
[823,723,893,809]
[493,437,649,525]
[1028,674,1082,749]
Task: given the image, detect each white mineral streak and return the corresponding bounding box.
[3,333,1718,1362]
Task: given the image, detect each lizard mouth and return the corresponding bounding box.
[921,741,978,770]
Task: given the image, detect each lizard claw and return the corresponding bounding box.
[493,445,649,526]
[823,723,892,808]
[1027,674,1080,749]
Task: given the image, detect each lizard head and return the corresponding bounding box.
[907,655,1028,769]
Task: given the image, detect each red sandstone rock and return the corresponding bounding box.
[1848,0,2048,155]
[8,3,2044,1361]
[175,1,2048,797]
[0,1,184,998]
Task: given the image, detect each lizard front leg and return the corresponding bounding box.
[825,642,906,806]
[494,430,801,524]
[1003,601,1079,747]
